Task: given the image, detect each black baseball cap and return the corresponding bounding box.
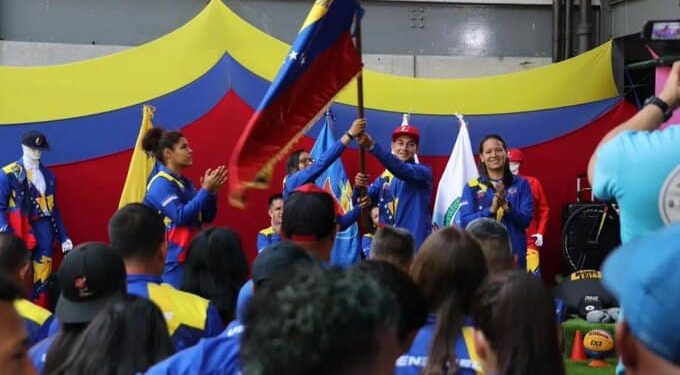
[21,130,50,150]
[252,241,313,288]
[55,242,126,324]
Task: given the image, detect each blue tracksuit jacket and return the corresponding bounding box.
[459,175,533,269]
[145,320,243,375]
[144,163,217,287]
[363,143,433,249]
[396,314,482,375]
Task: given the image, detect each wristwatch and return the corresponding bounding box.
[643,96,673,122]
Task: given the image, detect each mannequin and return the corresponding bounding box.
[0,131,72,306]
[508,148,549,276]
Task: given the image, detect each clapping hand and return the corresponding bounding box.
[201,165,228,194]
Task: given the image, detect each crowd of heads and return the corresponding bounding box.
[0,179,575,375]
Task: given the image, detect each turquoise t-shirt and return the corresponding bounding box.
[593,125,680,243]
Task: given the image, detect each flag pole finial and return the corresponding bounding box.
[402,113,410,126]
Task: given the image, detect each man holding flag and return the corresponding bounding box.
[432,114,479,230]
[354,115,433,249]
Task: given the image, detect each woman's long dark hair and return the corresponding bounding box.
[141,127,185,165]
[43,323,87,374]
[472,271,565,375]
[181,227,249,323]
[478,134,514,188]
[46,295,174,375]
[410,228,488,375]
[285,149,306,175]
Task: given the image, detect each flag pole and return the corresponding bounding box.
[353,5,371,232]
[354,9,366,175]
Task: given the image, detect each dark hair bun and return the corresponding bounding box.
[141,128,165,154]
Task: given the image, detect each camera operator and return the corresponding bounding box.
[588,61,680,243]
[588,54,680,374]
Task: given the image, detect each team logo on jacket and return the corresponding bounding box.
[659,166,680,224]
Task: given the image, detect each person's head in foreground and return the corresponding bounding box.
[48,294,173,375]
[369,226,416,272]
[602,224,680,375]
[0,275,35,375]
[465,218,515,274]
[353,260,428,353]
[281,185,338,262]
[44,243,127,374]
[410,227,488,374]
[241,263,400,375]
[471,271,565,375]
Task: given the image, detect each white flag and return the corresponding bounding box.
[432,114,479,228]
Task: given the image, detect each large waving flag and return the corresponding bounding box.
[228,0,363,207]
[118,105,156,208]
[311,114,360,265]
[433,114,479,228]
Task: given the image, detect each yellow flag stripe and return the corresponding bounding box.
[300,0,331,30]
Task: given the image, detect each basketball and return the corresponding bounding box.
[583,329,615,359]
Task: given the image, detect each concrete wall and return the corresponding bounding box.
[3,0,674,76]
[0,0,205,46]
[0,0,553,55]
[225,0,553,57]
[0,0,556,77]
[0,40,127,66]
[0,40,551,78]
[611,0,680,38]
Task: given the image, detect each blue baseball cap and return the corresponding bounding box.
[602,224,680,365]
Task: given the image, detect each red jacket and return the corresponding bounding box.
[522,174,549,238]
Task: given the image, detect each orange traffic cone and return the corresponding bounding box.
[570,330,587,361]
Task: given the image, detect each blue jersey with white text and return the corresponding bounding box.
[396,315,482,375]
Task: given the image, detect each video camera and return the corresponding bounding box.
[642,20,680,63]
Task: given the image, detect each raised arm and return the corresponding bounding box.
[284,119,366,197]
[356,133,432,185]
[588,61,680,184]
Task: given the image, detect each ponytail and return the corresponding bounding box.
[141,128,184,164]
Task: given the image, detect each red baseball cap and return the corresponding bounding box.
[508,148,524,162]
[392,114,420,144]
